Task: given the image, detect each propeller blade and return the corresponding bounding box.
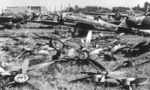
[137,60,150,67]
[113,60,134,71]
[1,71,11,76]
[70,76,91,83]
[85,30,92,48]
[27,62,54,71]
[24,30,29,36]
[99,32,104,37]
[81,39,85,46]
[81,71,97,75]
[67,48,76,57]
[0,67,5,73]
[111,44,125,52]
[89,59,106,71]
[89,48,103,56]
[22,58,29,74]
[105,79,120,85]
[0,81,15,88]
[118,33,125,37]
[113,64,124,71]
[28,80,45,90]
[8,66,22,72]
[131,77,148,85]
[107,71,127,78]
[109,71,127,75]
[38,50,49,55]
[132,51,150,62]
[15,50,26,59]
[129,86,133,90]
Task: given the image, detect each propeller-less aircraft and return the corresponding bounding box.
[62,13,122,37]
[83,11,125,24]
[83,8,144,24]
[26,14,63,27]
[26,12,80,28]
[0,10,32,29]
[83,6,150,34]
[0,16,13,29]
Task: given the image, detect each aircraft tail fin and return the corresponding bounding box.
[144,5,150,15]
[128,8,135,16]
[118,17,128,28]
[36,15,42,21]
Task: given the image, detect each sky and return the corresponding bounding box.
[0,0,149,11]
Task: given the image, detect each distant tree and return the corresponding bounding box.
[137,4,140,9]
[112,7,130,12]
[144,1,149,9]
[74,5,80,13]
[75,5,79,10]
[68,7,74,12]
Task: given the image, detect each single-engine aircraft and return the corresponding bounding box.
[83,8,145,25]
[63,6,150,37]
[1,10,32,29]
[62,13,122,37]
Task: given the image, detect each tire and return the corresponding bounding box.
[16,24,21,29]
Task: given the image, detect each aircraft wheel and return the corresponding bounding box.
[16,24,21,29]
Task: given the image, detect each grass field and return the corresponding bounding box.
[0,23,150,90]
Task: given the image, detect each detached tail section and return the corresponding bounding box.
[128,8,135,16]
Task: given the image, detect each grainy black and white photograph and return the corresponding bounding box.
[0,0,150,90]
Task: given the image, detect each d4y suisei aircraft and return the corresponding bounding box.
[83,8,144,25]
[62,12,125,37]
[1,9,32,29]
[63,6,150,37]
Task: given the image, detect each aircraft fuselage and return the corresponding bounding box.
[0,16,13,28]
[127,15,150,29]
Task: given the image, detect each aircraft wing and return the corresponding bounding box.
[83,12,128,17]
[83,12,116,16]
[107,20,121,25]
[27,20,59,25]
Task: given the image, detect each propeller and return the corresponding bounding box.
[54,31,107,68]
[0,58,55,89]
[70,56,127,85]
[70,69,127,90]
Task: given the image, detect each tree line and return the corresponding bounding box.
[63,1,150,13]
